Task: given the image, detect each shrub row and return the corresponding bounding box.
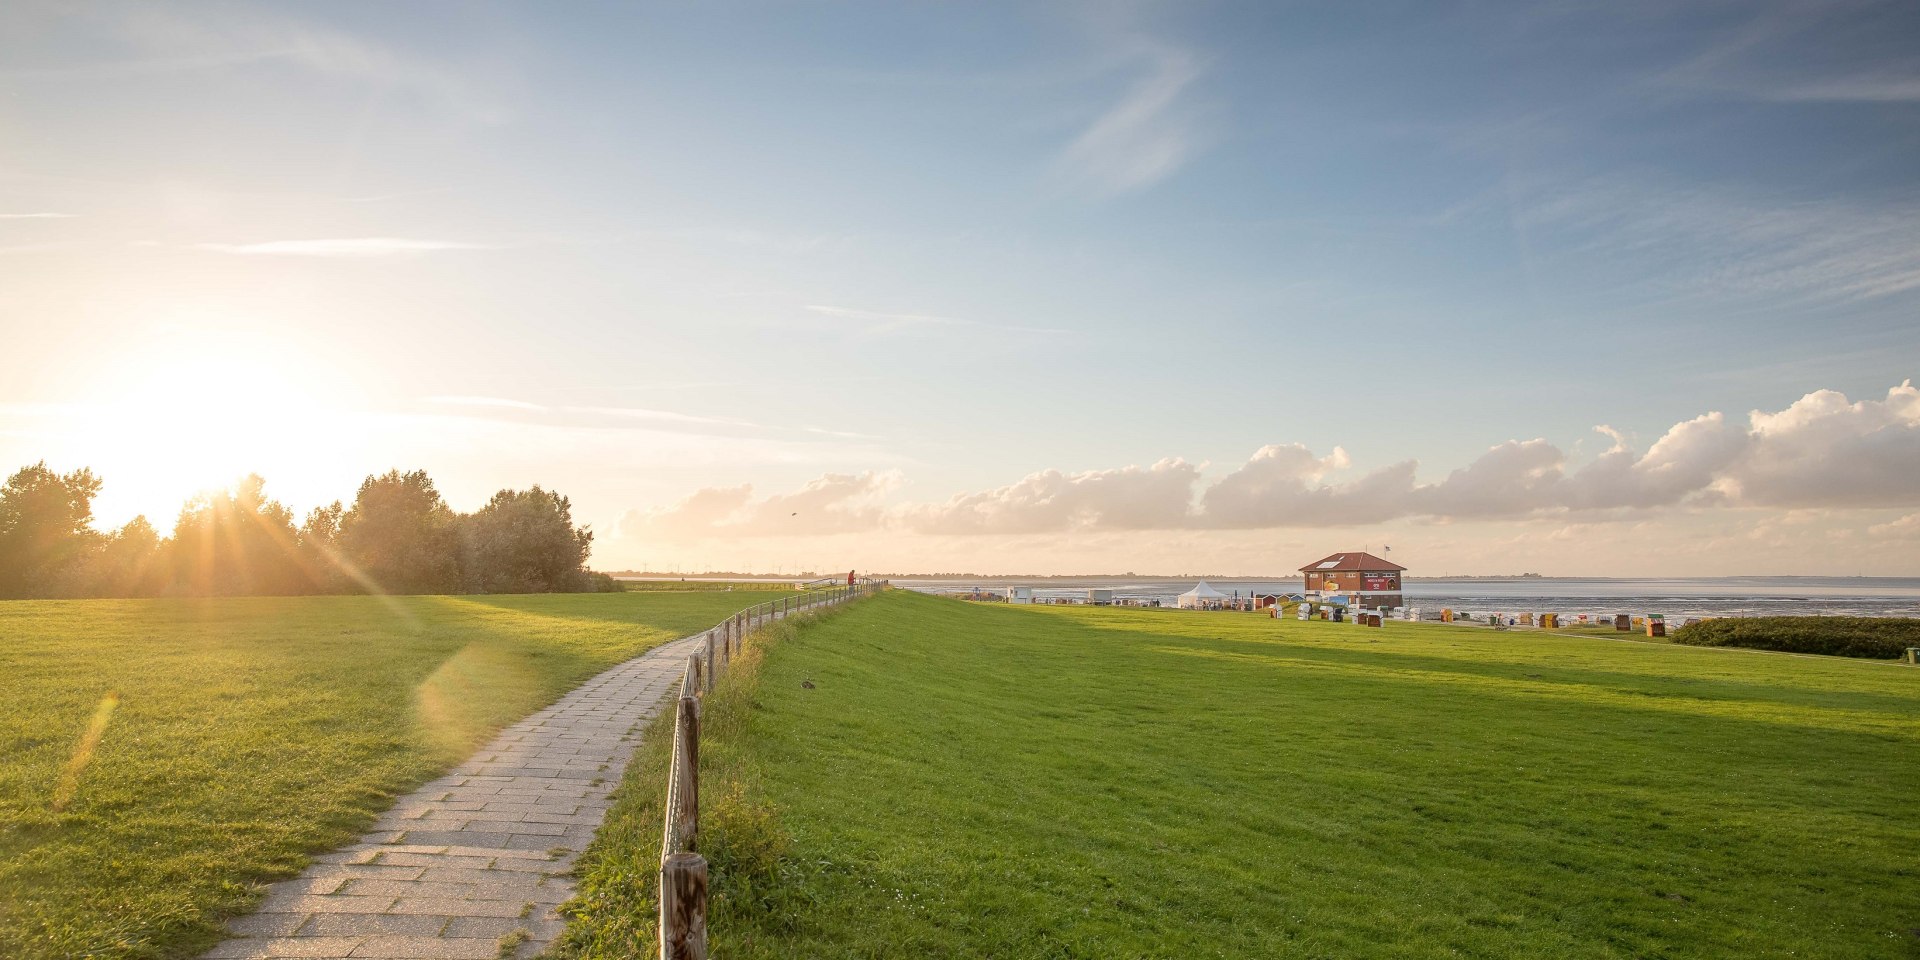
[1671,616,1920,660]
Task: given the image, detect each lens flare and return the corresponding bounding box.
[52,692,120,813]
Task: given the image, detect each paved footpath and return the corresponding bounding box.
[203,631,709,960]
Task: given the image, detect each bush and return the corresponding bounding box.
[1671,616,1920,660]
[576,571,623,593]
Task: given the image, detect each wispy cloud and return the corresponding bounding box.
[1511,175,1920,303]
[1756,71,1920,103]
[804,304,962,335]
[805,304,1066,336]
[1651,1,1920,105]
[421,396,769,437]
[570,406,763,430]
[0,242,80,255]
[12,4,508,122]
[0,212,77,220]
[197,238,494,257]
[1057,44,1206,194]
[424,395,546,411]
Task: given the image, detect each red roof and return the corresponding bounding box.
[1298,551,1406,573]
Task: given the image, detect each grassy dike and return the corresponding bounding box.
[0,589,793,960]
[556,590,1920,959]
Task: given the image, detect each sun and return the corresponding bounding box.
[61,329,365,528]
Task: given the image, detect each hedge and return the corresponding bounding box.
[1671,616,1920,660]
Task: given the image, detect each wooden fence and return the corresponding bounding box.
[657,578,887,959]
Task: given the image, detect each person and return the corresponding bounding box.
[847,569,856,587]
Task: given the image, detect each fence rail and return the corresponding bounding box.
[657,578,886,959]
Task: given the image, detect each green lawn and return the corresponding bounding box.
[0,588,791,960]
[562,590,1920,959]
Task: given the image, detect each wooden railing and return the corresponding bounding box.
[658,578,886,959]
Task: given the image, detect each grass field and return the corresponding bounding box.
[562,590,1920,959]
[0,588,791,960]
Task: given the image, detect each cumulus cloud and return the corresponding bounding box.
[1730,381,1920,507]
[1869,514,1920,539]
[627,381,1920,540]
[1199,445,1416,527]
[902,459,1201,534]
[623,472,898,541]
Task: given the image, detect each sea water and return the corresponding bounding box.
[892,576,1920,619]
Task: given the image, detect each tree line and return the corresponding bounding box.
[0,463,618,599]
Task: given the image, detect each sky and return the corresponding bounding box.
[2,0,1918,577]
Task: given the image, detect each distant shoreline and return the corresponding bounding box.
[612,573,1920,585]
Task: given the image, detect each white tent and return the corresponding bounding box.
[1176,580,1229,609]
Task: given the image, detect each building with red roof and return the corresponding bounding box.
[1299,551,1406,610]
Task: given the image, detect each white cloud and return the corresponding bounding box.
[1057,45,1206,194]
[14,4,507,122]
[904,458,1202,534]
[626,381,1920,540]
[1869,513,1920,538]
[1199,444,1413,527]
[1728,380,1920,507]
[197,238,493,257]
[804,305,962,335]
[417,396,770,439]
[425,395,546,411]
[623,471,900,540]
[804,304,1066,337]
[1514,176,1920,302]
[1759,72,1920,103]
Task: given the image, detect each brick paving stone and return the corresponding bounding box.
[295,915,450,937]
[347,935,499,959]
[385,898,530,919]
[201,624,725,959]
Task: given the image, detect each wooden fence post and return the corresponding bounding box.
[704,632,716,693]
[659,852,708,960]
[673,694,699,845]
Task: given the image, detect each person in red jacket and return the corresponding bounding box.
[847,569,856,586]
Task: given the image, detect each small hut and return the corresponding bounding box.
[1299,551,1406,610]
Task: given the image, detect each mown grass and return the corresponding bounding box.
[613,580,796,593]
[564,591,1920,959]
[0,588,792,960]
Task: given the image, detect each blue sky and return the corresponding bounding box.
[3,0,1917,575]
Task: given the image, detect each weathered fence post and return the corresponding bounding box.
[673,693,699,844]
[659,852,708,960]
[704,631,716,693]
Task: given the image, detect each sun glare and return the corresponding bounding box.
[62,331,364,527]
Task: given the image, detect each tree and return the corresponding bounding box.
[298,501,347,593]
[167,475,309,596]
[82,515,164,597]
[461,486,594,593]
[338,470,461,595]
[0,462,103,598]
